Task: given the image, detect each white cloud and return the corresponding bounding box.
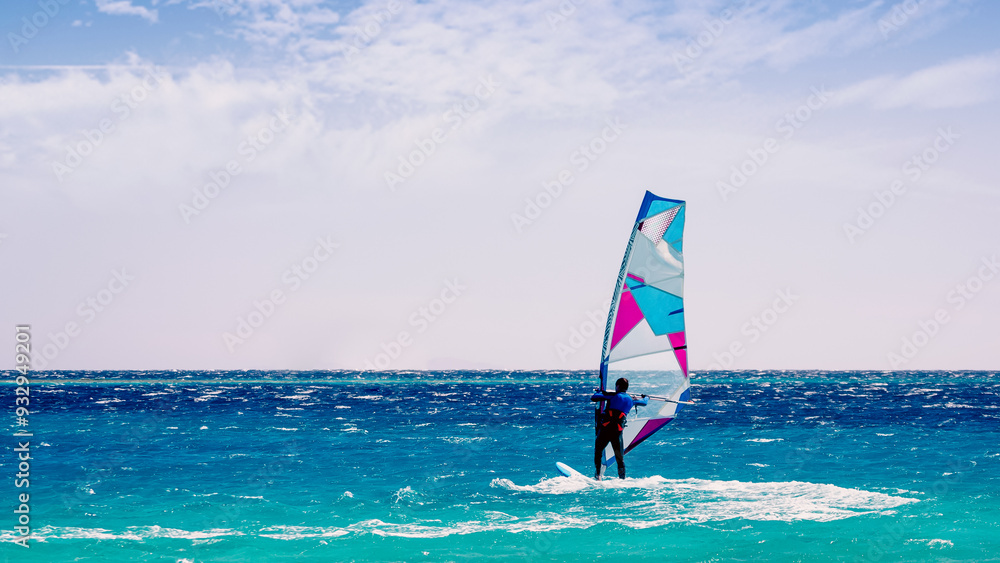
[95,0,160,23]
[2,1,998,370]
[182,0,974,116]
[834,52,1000,109]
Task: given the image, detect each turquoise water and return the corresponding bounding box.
[1,370,998,561]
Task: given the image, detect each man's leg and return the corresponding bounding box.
[594,429,612,479]
[611,431,625,479]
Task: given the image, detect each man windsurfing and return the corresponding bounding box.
[591,377,648,480]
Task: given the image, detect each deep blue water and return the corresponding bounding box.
[1,370,998,561]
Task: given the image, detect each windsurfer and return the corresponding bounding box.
[591,377,648,480]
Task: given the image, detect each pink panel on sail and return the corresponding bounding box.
[610,290,644,351]
[625,418,672,453]
[626,273,645,283]
[668,331,688,376]
[667,331,685,349]
[673,348,688,377]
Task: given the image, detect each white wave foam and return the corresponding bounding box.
[259,525,350,539]
[907,538,953,548]
[0,477,921,544]
[944,402,976,409]
[0,526,241,543]
[747,438,783,442]
[391,486,419,504]
[442,436,488,445]
[493,475,919,524]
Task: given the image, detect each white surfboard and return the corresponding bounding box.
[555,461,598,482]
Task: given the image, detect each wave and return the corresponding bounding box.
[0,525,241,543]
[0,471,922,544]
[491,474,918,523]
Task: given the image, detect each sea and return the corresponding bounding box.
[1,370,997,562]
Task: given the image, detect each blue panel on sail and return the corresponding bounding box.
[636,191,684,222]
[630,286,684,335]
[664,205,685,250]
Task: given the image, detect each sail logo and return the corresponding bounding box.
[843,127,958,244]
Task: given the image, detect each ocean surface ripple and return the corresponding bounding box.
[1,370,996,561]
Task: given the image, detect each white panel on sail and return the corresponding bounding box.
[629,236,683,298]
[608,317,675,364]
[655,382,689,417]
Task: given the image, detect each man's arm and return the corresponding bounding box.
[632,394,649,407]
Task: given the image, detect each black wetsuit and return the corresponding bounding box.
[591,392,648,479]
[594,417,626,479]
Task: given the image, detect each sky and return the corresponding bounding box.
[1,0,998,372]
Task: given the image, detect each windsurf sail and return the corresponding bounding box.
[597,191,690,472]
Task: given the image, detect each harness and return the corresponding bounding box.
[599,408,626,432]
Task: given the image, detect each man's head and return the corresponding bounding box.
[615,377,629,392]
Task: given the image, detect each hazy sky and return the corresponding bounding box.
[1,0,998,371]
